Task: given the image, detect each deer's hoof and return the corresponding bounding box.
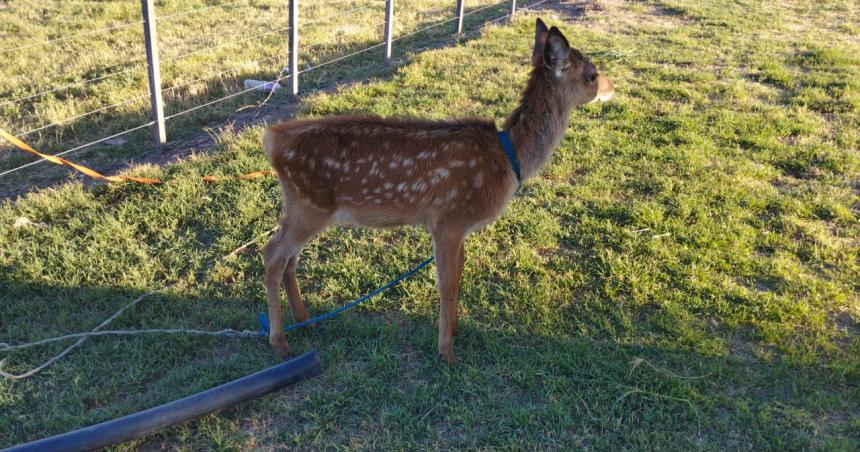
[438,350,460,365]
[269,335,293,359]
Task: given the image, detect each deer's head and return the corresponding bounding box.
[531,18,614,106]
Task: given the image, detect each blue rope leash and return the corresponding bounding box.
[258,256,435,335]
[1,257,435,366]
[498,130,521,183]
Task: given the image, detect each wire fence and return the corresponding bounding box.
[0,0,551,184]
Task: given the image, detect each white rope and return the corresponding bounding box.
[0,224,284,380]
[0,288,162,380]
[0,328,263,352]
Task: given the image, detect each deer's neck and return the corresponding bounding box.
[502,70,572,180]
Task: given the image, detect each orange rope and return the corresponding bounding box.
[0,127,274,184]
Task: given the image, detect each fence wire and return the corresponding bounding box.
[0,0,391,110]
[0,0,254,56]
[0,121,156,178]
[1,1,385,110]
[0,20,143,55]
[1,0,550,178]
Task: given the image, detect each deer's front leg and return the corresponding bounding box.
[433,230,466,364]
[263,208,331,358]
[263,227,293,358]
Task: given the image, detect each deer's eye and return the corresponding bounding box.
[589,73,598,83]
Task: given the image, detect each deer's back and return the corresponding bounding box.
[264,115,518,230]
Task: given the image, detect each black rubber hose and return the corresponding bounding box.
[4,350,322,452]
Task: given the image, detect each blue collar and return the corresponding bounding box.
[497,130,521,183]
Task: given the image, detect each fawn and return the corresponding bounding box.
[262,18,614,363]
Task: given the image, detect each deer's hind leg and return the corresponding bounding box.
[263,205,330,358]
[282,254,311,326]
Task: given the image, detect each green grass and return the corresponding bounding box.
[1,0,859,449]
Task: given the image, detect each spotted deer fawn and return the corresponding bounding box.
[262,18,614,363]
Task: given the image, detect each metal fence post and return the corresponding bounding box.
[289,0,299,97]
[455,0,465,34]
[383,0,394,66]
[140,0,166,149]
[509,0,516,21]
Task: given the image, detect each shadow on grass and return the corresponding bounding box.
[1,276,857,449]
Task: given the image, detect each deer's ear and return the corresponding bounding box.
[532,18,550,66]
[543,26,570,76]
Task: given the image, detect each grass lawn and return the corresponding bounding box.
[1,0,859,449]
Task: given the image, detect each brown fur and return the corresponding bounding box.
[261,19,614,363]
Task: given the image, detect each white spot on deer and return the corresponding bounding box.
[384,182,394,190]
[309,159,316,169]
[388,161,398,169]
[397,182,407,192]
[284,149,296,160]
[411,180,427,192]
[446,188,459,201]
[372,188,382,194]
[430,167,450,184]
[418,151,433,159]
[474,171,483,188]
[362,188,369,195]
[469,159,477,168]
[449,160,464,167]
[403,158,414,166]
[343,161,350,172]
[324,158,341,169]
[351,140,358,148]
[373,199,382,204]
